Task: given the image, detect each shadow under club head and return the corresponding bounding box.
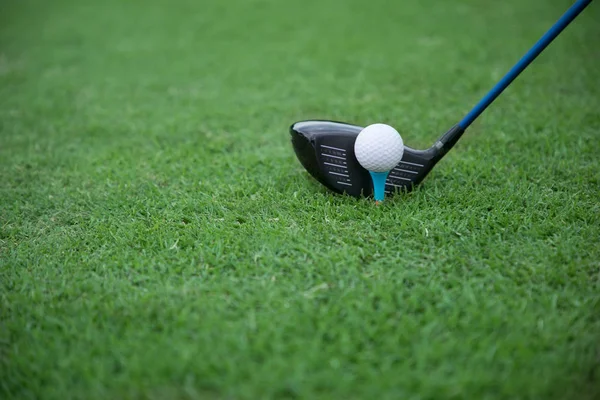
[290,120,441,198]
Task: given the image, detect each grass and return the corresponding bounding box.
[1,0,599,398]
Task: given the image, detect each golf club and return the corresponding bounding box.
[290,0,593,198]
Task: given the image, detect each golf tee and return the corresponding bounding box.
[369,171,389,202]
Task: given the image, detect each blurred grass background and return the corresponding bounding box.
[1,0,599,399]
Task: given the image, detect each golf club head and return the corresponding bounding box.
[290,120,440,198]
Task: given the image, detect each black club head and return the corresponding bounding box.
[290,120,443,198]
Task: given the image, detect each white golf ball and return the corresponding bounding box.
[354,123,404,172]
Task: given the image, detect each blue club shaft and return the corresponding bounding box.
[458,0,592,130]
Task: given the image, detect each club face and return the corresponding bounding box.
[290,120,439,198]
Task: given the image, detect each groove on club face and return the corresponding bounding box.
[290,120,439,198]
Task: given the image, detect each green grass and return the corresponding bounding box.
[1,0,599,398]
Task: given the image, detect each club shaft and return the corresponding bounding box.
[458,0,592,130]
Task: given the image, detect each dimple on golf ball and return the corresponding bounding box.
[354,123,404,172]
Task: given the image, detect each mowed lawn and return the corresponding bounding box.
[1,0,599,398]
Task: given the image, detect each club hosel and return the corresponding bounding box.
[435,124,466,156]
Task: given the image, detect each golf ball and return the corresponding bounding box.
[354,123,404,172]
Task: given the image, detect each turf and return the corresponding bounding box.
[1,0,599,398]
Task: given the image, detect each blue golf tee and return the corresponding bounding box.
[369,171,389,202]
